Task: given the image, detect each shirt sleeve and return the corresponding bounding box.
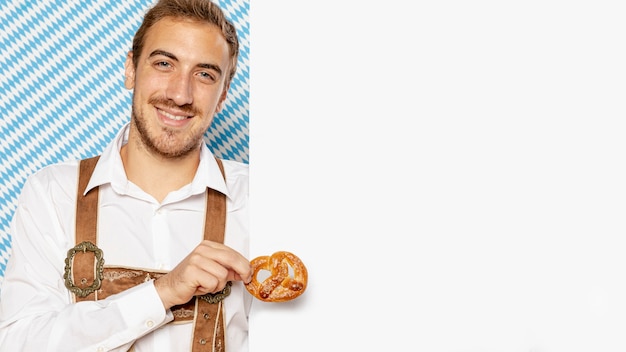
[0,168,173,352]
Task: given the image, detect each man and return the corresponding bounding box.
[0,0,252,351]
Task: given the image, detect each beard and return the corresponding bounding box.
[131,96,206,159]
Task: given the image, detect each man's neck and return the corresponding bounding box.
[120,140,200,203]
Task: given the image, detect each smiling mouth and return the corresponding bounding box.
[158,108,192,121]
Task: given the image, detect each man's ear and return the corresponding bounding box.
[124,51,135,90]
[216,84,230,113]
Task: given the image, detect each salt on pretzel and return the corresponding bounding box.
[245,251,308,302]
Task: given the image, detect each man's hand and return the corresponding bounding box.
[154,240,252,309]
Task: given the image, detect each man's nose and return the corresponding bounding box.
[166,73,193,106]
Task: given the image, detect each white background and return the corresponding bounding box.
[248,1,626,351]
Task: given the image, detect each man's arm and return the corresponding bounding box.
[0,168,170,351]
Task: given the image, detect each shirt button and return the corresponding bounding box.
[146,320,154,328]
[97,347,105,352]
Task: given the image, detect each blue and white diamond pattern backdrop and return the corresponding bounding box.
[0,0,249,282]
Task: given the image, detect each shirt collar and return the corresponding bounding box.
[83,123,230,200]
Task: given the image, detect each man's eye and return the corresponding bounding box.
[198,71,216,81]
[155,61,171,68]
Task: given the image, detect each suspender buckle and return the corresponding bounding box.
[63,241,105,297]
[198,281,232,304]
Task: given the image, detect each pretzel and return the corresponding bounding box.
[245,251,308,302]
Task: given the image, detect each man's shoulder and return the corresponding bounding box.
[28,159,81,182]
[217,159,248,204]
[220,159,249,179]
[18,159,81,203]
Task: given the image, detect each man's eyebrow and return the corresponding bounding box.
[149,49,222,76]
[149,49,177,60]
[198,63,222,76]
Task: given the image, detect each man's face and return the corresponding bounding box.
[124,16,231,158]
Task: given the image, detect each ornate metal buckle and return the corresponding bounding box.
[63,241,105,298]
[199,281,232,304]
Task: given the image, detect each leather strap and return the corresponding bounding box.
[71,156,100,297]
[192,177,227,352]
[71,155,228,351]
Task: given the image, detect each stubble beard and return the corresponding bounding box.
[131,96,205,159]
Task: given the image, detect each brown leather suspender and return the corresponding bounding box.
[66,155,229,351]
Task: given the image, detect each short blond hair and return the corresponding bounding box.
[132,0,239,88]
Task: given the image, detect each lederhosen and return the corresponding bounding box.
[63,155,231,352]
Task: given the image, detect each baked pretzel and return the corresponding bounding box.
[245,251,308,302]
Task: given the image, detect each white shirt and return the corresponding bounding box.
[0,123,251,352]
